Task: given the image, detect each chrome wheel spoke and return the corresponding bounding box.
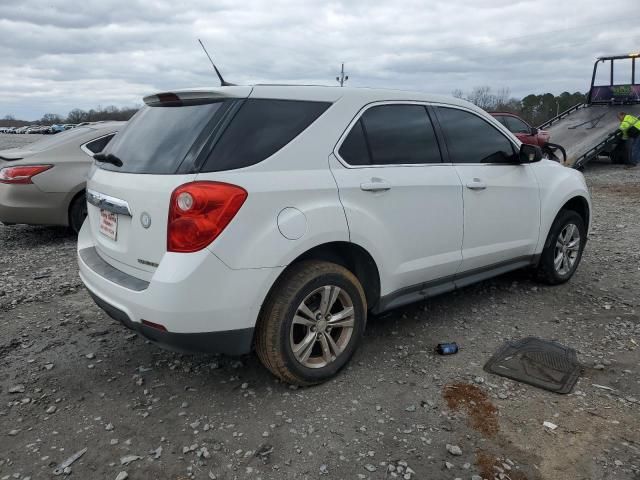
[293,332,317,363]
[328,306,354,328]
[554,251,564,270]
[319,333,333,363]
[565,224,575,241]
[292,314,316,328]
[325,332,342,356]
[566,238,580,250]
[319,286,341,316]
[297,302,316,320]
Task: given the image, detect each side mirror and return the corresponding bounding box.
[530,127,539,135]
[519,143,543,163]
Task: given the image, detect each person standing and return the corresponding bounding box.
[617,112,640,168]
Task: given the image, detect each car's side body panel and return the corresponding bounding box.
[530,160,592,253]
[454,162,541,271]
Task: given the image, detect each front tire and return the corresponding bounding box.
[255,260,367,386]
[536,210,586,285]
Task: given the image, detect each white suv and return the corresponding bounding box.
[78,85,591,385]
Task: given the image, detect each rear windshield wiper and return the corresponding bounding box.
[94,153,123,167]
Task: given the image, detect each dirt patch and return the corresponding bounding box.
[591,183,640,198]
[443,383,499,438]
[475,450,531,480]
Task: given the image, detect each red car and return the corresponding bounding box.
[490,112,565,162]
[490,112,550,146]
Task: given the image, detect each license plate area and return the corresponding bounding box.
[99,209,118,240]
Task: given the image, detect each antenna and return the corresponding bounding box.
[198,39,235,86]
[336,63,349,87]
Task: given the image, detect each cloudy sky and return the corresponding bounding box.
[1,0,638,120]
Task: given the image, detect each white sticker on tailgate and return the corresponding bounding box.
[99,210,118,241]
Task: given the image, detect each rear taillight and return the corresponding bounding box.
[167,181,247,253]
[0,165,52,184]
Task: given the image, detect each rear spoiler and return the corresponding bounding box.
[143,86,252,106]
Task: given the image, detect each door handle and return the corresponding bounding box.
[360,179,392,192]
[465,179,487,191]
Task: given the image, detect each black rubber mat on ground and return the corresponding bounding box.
[483,337,581,394]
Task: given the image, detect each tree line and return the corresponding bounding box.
[1,89,587,129]
[0,105,140,128]
[452,87,586,126]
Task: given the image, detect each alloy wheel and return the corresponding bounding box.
[554,223,581,276]
[289,285,355,369]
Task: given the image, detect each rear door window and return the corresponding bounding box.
[360,104,441,165]
[436,107,516,164]
[201,99,331,172]
[338,119,371,165]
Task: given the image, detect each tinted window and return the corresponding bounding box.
[338,119,370,165]
[201,99,331,172]
[101,101,229,174]
[85,133,115,154]
[360,105,441,165]
[437,107,515,164]
[493,115,508,127]
[503,115,531,134]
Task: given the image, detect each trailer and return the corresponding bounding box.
[540,53,640,169]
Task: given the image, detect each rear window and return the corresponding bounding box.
[200,99,331,172]
[101,101,230,174]
[503,116,531,134]
[25,127,93,152]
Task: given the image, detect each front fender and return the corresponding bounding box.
[532,161,591,254]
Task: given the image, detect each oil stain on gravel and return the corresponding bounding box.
[443,382,499,437]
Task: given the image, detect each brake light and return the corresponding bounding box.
[0,165,52,184]
[168,181,247,253]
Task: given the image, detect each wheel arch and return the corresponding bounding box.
[67,187,86,226]
[262,241,381,312]
[544,195,590,249]
[561,195,590,227]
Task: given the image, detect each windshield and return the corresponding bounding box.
[22,127,94,152]
[100,101,230,174]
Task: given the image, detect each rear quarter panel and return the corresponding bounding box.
[197,95,360,270]
[199,167,350,269]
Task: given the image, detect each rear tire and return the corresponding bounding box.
[69,192,87,234]
[536,210,586,285]
[255,260,367,386]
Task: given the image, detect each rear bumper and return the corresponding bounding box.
[86,289,254,355]
[77,221,284,355]
[0,183,69,226]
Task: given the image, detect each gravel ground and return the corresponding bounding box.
[0,133,639,480]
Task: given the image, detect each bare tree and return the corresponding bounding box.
[41,113,63,125]
[467,86,496,110]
